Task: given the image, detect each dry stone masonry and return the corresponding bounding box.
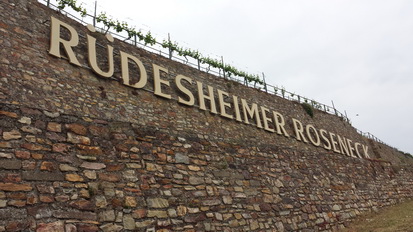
[0,0,413,231]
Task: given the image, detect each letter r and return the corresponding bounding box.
[49,16,81,66]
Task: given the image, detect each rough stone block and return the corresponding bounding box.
[147,198,169,208]
[0,183,32,192]
[22,171,64,181]
[66,123,88,135]
[0,160,21,169]
[36,221,64,232]
[53,210,97,220]
[0,208,26,219]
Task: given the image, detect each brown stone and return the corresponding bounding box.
[98,173,119,182]
[8,200,26,207]
[67,133,90,145]
[53,143,71,153]
[124,188,142,194]
[22,160,37,170]
[46,132,66,141]
[66,123,88,135]
[177,205,188,216]
[26,193,39,205]
[0,110,18,118]
[155,153,167,162]
[55,195,70,202]
[80,162,106,170]
[0,142,11,148]
[3,129,21,140]
[21,143,50,151]
[21,126,42,134]
[89,125,110,137]
[66,174,84,182]
[188,165,201,171]
[106,164,125,171]
[184,213,206,223]
[2,173,22,182]
[70,199,95,211]
[6,221,30,232]
[124,196,137,207]
[59,164,78,172]
[76,224,99,232]
[37,221,64,232]
[31,153,44,159]
[39,195,55,203]
[0,183,32,191]
[77,144,103,155]
[31,184,49,194]
[40,161,57,171]
[133,209,147,219]
[8,192,26,200]
[47,122,62,132]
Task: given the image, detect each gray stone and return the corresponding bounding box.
[123,214,135,230]
[223,196,233,204]
[147,198,169,208]
[18,116,31,124]
[203,199,221,206]
[332,204,341,211]
[276,222,285,231]
[0,208,26,219]
[0,160,21,169]
[175,153,189,164]
[100,223,123,232]
[135,220,154,228]
[53,210,97,220]
[189,176,204,185]
[99,210,115,222]
[279,211,290,216]
[22,171,64,181]
[80,162,106,170]
[43,110,60,118]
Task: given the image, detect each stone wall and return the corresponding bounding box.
[1,0,412,231]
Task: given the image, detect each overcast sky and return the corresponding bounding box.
[52,0,413,154]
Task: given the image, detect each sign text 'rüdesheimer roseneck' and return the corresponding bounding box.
[48,16,370,159]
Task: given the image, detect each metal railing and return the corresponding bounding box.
[37,0,403,153]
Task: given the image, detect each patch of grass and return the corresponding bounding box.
[343,199,413,232]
